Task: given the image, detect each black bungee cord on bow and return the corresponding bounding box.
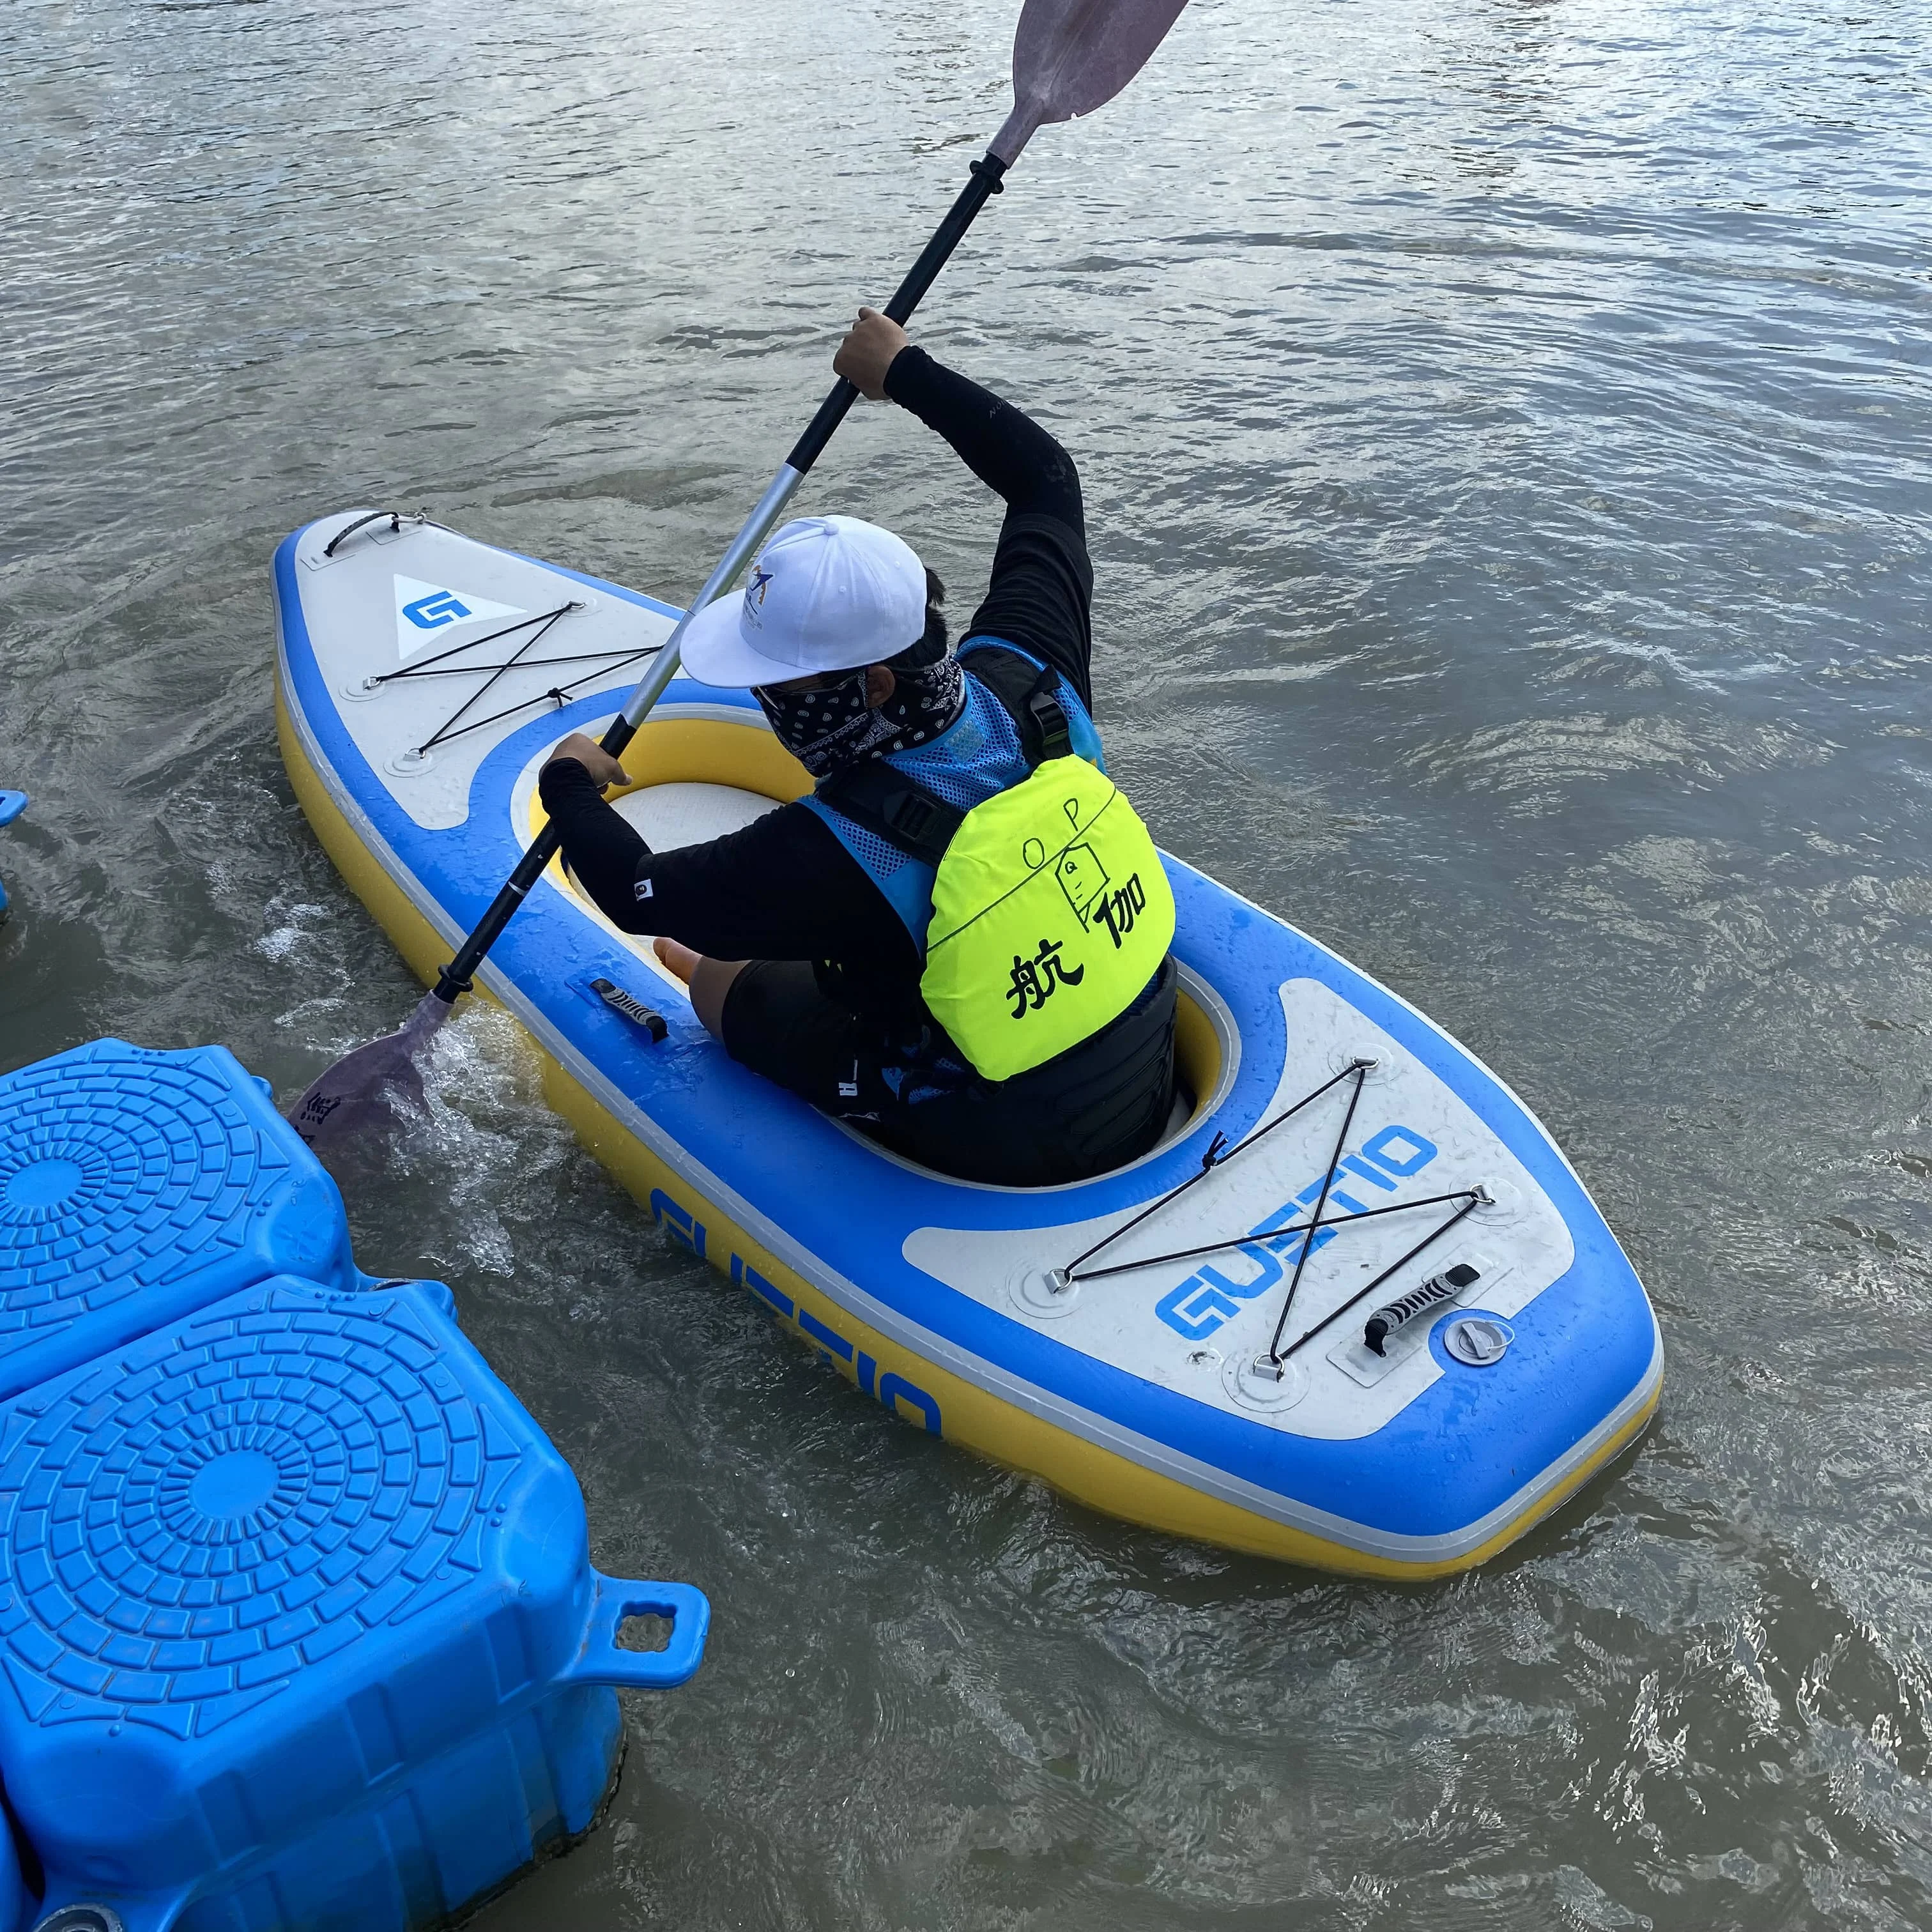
[357,603,664,756]
[319,509,665,758]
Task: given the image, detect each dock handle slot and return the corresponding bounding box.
[563,1571,711,1691]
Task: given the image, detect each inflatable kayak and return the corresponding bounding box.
[273,509,1661,1577]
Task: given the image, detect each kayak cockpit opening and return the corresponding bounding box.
[535,714,1232,1192]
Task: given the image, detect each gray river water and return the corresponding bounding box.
[5,0,1930,1924]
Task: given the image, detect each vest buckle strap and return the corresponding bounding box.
[1025,671,1072,763]
[959,641,1073,767]
[815,645,1078,869]
[886,789,946,843]
[815,759,965,866]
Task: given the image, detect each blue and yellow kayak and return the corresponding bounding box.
[273,509,1661,1577]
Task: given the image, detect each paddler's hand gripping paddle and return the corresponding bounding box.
[289,0,1193,1148]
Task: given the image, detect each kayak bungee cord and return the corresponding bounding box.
[1059,1188,1489,1289]
[377,646,654,685]
[1048,1055,1494,1374]
[1269,1058,1372,1357]
[356,601,579,689]
[402,615,658,757]
[407,603,574,752]
[321,510,670,753]
[1054,1059,1379,1285]
[411,649,663,754]
[1265,1191,1488,1368]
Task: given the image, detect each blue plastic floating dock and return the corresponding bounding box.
[0,1041,353,1407]
[0,1042,709,1932]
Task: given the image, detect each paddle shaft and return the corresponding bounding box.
[431,155,1009,1004]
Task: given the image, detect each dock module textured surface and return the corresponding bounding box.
[0,1038,351,1401]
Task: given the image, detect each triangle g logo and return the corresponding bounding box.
[392,574,525,659]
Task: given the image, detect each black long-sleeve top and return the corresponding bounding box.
[538,346,1094,1003]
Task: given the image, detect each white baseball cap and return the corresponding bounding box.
[677,515,926,689]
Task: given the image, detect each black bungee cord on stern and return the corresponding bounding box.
[1263,1187,1487,1370]
[1049,1053,1493,1374]
[1054,1059,1379,1290]
[1259,1057,1371,1367]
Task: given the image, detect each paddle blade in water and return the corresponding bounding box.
[992,0,1193,163]
[286,989,454,1149]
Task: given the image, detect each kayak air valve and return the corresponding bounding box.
[1363,1262,1482,1356]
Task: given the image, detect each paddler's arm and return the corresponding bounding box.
[537,753,919,968]
[837,309,1096,710]
[539,739,648,919]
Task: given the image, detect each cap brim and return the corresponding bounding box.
[676,593,808,689]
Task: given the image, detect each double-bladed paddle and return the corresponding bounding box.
[289,0,1193,1149]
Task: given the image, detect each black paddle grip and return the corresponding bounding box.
[785,154,1007,477]
[434,708,642,1001]
[432,700,644,1000]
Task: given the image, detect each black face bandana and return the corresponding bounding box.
[755,653,966,780]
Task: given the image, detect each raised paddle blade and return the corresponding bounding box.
[286,988,454,1150]
[991,0,1193,164]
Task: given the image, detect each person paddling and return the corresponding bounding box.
[539,307,1176,1186]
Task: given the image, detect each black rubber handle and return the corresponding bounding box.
[435,827,562,1001]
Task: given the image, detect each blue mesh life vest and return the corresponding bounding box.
[801,638,1106,946]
